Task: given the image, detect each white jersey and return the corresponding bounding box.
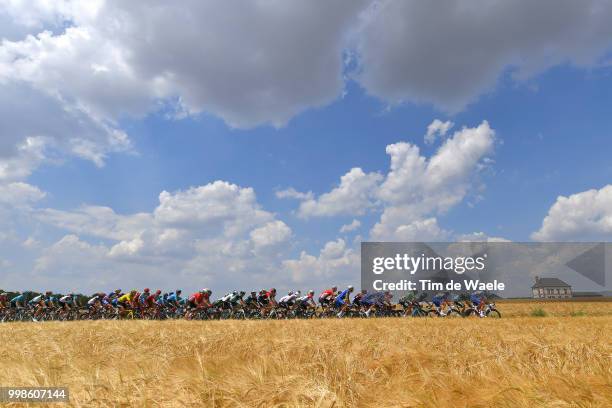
[30,295,43,303]
[297,295,316,307]
[279,294,297,304]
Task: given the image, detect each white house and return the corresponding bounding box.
[531,276,572,299]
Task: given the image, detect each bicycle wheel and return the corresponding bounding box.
[486,309,501,318]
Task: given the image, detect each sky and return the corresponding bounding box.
[1,0,612,295]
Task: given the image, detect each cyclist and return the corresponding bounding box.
[186,289,212,319]
[334,286,354,317]
[256,288,277,316]
[216,291,236,309]
[87,293,106,314]
[431,292,449,316]
[296,290,316,311]
[9,293,25,309]
[107,289,122,304]
[138,288,151,308]
[166,290,183,308]
[58,293,77,313]
[143,290,162,316]
[228,291,246,308]
[278,290,300,309]
[29,291,50,321]
[470,290,486,317]
[145,290,161,307]
[399,290,419,316]
[361,291,391,317]
[46,293,58,311]
[0,292,8,309]
[244,291,259,310]
[117,290,137,316]
[352,289,367,308]
[318,286,337,307]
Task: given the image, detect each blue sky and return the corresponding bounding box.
[29,66,612,245]
[1,1,612,294]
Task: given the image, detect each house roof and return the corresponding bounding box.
[532,277,571,288]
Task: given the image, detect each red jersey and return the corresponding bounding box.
[319,289,334,300]
[189,292,209,304]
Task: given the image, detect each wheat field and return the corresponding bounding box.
[0,301,611,407]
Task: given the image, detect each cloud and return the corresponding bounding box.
[532,185,612,241]
[339,219,361,233]
[456,232,511,242]
[355,0,612,111]
[1,0,611,179]
[0,182,45,206]
[371,121,495,240]
[282,238,358,286]
[275,187,313,201]
[0,81,131,179]
[27,180,294,292]
[250,220,292,254]
[297,168,383,218]
[294,121,495,240]
[425,119,454,144]
[154,181,274,238]
[1,0,369,129]
[37,205,152,241]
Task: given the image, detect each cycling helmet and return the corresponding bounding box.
[176,290,182,294]
[144,288,150,293]
[206,289,212,295]
[45,291,52,295]
[308,290,314,295]
[270,288,276,293]
[239,291,245,296]
[332,286,337,292]
[348,285,354,291]
[155,289,161,295]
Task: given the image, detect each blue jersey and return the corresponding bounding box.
[432,294,447,307]
[470,293,482,305]
[10,294,25,304]
[334,289,351,306]
[362,292,385,305]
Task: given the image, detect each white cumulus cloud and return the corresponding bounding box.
[532,185,612,241]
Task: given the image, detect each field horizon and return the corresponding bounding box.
[1,301,611,407]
